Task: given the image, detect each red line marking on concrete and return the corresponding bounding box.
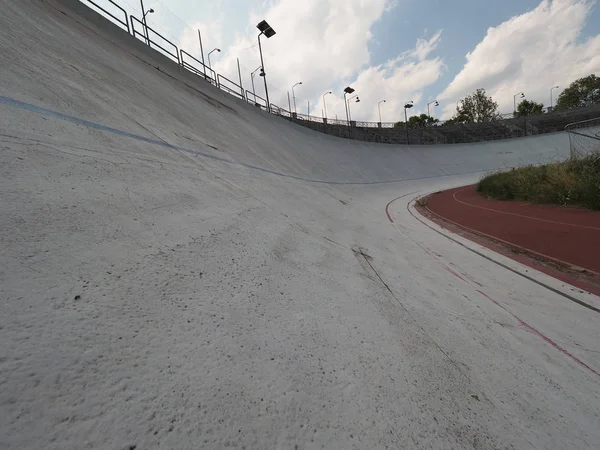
[444,266,467,283]
[453,188,600,231]
[391,194,600,377]
[475,290,600,378]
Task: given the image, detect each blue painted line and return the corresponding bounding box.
[0,95,482,186]
[0,96,230,163]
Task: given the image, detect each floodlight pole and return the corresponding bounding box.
[405,107,409,144]
[140,0,149,45]
[344,92,350,128]
[208,48,220,70]
[404,101,413,144]
[257,32,270,112]
[292,82,302,114]
[378,99,386,124]
[550,85,559,109]
[427,100,438,118]
[323,91,332,120]
[237,58,244,100]
[514,92,524,115]
[251,66,261,101]
[346,95,358,122]
[197,30,206,78]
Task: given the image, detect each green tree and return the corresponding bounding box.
[394,114,439,128]
[408,114,439,127]
[452,88,501,123]
[555,74,600,110]
[516,99,544,117]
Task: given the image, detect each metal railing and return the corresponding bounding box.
[82,0,129,34]
[77,0,600,146]
[565,116,600,158]
[180,50,215,84]
[217,74,244,100]
[246,91,267,109]
[130,15,180,65]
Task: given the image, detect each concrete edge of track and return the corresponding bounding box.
[386,191,600,312]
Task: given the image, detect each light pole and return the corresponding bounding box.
[323,91,333,120]
[257,20,276,113]
[378,99,386,124]
[550,85,559,109]
[343,86,355,129]
[207,48,221,70]
[347,95,360,122]
[427,100,439,118]
[292,82,302,114]
[404,101,414,144]
[140,1,153,45]
[513,92,525,114]
[251,66,262,100]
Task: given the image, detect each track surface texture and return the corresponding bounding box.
[425,185,600,274]
[1,1,599,449]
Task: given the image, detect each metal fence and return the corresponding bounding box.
[130,15,180,65]
[78,0,600,146]
[245,91,267,109]
[83,0,129,34]
[180,50,215,85]
[217,74,244,100]
[566,117,600,158]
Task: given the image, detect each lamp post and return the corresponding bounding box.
[140,1,153,45]
[207,48,221,70]
[404,101,414,144]
[257,20,276,113]
[251,66,262,101]
[292,82,302,114]
[513,92,525,114]
[378,99,386,125]
[550,85,559,109]
[347,95,360,122]
[427,100,439,118]
[323,91,333,120]
[343,86,355,129]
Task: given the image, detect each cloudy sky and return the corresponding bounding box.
[94,0,600,122]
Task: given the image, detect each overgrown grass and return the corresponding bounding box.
[477,152,600,210]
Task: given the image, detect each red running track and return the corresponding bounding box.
[425,185,600,275]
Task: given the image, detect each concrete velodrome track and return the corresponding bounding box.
[1,1,598,448]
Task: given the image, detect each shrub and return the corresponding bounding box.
[477,153,600,210]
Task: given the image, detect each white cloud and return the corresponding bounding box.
[179,21,224,65]
[438,0,600,118]
[193,0,444,123]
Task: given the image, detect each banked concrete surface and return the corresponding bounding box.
[1,1,598,449]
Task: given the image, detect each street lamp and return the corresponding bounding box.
[143,7,154,19]
[292,82,302,114]
[347,95,360,122]
[378,100,386,124]
[427,100,439,118]
[139,1,153,45]
[513,92,525,114]
[404,101,414,144]
[323,91,333,120]
[207,48,221,70]
[343,86,355,128]
[251,66,262,100]
[550,85,559,109]
[257,20,276,113]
